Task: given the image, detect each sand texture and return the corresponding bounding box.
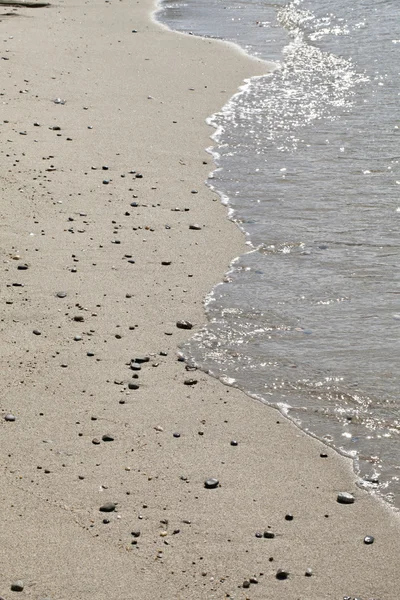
[0,1,399,599]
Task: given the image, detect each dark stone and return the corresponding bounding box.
[131,530,141,537]
[17,264,29,270]
[189,224,202,230]
[184,379,197,386]
[176,320,193,329]
[99,502,117,512]
[242,580,250,589]
[249,577,258,584]
[73,315,84,322]
[276,569,289,580]
[56,291,67,298]
[364,536,374,544]
[230,440,238,446]
[92,438,101,445]
[128,382,139,390]
[173,433,181,438]
[134,357,150,364]
[33,329,41,336]
[285,513,294,521]
[102,434,114,442]
[11,581,24,592]
[263,531,275,539]
[204,478,219,489]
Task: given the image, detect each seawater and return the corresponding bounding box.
[156,0,400,509]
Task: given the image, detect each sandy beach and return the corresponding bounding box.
[0,1,399,599]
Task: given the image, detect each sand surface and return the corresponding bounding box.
[0,1,399,599]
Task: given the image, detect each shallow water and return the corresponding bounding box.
[156,0,400,508]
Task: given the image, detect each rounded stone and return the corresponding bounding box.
[99,502,117,512]
[285,513,294,521]
[230,440,238,446]
[56,291,67,298]
[305,568,313,577]
[128,382,139,390]
[337,492,355,504]
[102,434,114,442]
[276,569,289,580]
[4,413,16,422]
[204,478,219,489]
[364,535,374,545]
[176,320,193,330]
[11,581,24,592]
[263,530,275,539]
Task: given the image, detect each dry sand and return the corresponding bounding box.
[0,1,399,599]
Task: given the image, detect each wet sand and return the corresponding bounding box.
[0,1,399,599]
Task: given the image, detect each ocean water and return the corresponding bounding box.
[156,0,400,509]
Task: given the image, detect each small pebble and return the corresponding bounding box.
[263,531,275,539]
[11,581,24,592]
[249,577,258,584]
[56,291,67,298]
[102,434,114,442]
[305,568,313,577]
[184,379,197,386]
[173,432,181,438]
[285,513,294,521]
[176,320,193,329]
[230,440,238,446]
[364,535,374,544]
[99,502,117,512]
[33,329,42,336]
[276,569,289,580]
[204,478,219,489]
[4,414,16,422]
[189,224,202,230]
[242,580,250,589]
[92,438,101,445]
[337,492,355,504]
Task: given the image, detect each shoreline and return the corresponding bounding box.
[0,1,399,599]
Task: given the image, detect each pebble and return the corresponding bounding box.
[176,320,193,329]
[56,291,67,298]
[364,535,374,544]
[4,414,16,422]
[134,356,150,364]
[285,513,294,521]
[337,492,355,504]
[249,577,258,584]
[73,315,84,322]
[276,569,289,580]
[128,382,139,390]
[184,379,197,386]
[263,531,275,539]
[305,568,313,577]
[189,224,202,230]
[92,438,101,445]
[204,478,219,489]
[33,329,42,335]
[99,502,117,512]
[230,440,238,446]
[242,580,250,589]
[10,581,24,592]
[102,434,114,442]
[173,432,181,438]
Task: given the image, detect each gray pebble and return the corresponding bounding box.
[11,581,24,592]
[242,580,250,589]
[337,492,355,504]
[189,224,202,230]
[33,329,42,336]
[4,414,16,422]
[184,379,197,386]
[204,478,219,489]
[176,320,193,329]
[276,569,289,580]
[263,531,275,539]
[99,502,117,512]
[305,568,313,577]
[102,434,114,442]
[56,291,67,298]
[364,535,374,544]
[128,382,139,390]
